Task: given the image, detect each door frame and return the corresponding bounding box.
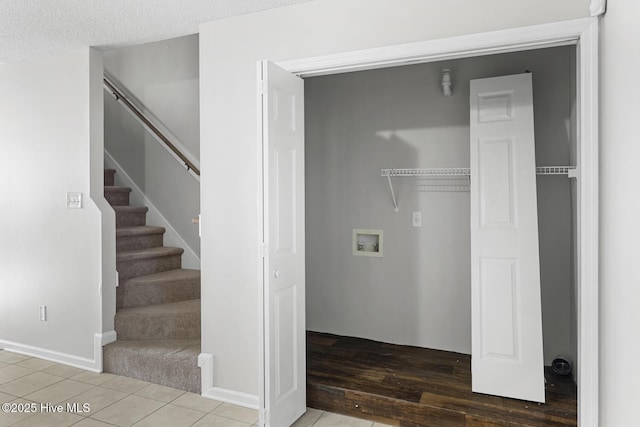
[259,17,599,427]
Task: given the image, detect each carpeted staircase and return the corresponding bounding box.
[102,168,201,393]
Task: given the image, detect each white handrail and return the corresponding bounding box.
[103,75,200,182]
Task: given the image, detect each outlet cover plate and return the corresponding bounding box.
[412,211,422,227]
[66,192,83,209]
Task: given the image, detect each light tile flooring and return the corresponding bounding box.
[0,350,391,427]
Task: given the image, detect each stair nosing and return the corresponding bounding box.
[116,226,166,237]
[116,298,200,316]
[112,205,148,212]
[123,268,200,285]
[117,246,184,262]
[104,186,132,193]
[104,338,200,347]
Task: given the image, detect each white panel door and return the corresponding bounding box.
[470,73,545,403]
[261,61,306,427]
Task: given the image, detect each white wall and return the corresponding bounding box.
[600,1,640,425]
[0,48,106,369]
[104,34,200,262]
[199,0,590,398]
[305,47,576,364]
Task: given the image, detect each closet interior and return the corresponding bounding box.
[304,46,578,426]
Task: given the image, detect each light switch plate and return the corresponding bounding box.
[66,192,83,209]
[412,211,422,227]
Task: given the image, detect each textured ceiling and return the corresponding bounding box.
[0,0,311,63]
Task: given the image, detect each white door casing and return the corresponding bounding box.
[260,61,306,427]
[470,73,545,403]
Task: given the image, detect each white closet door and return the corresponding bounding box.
[261,60,306,426]
[470,73,545,403]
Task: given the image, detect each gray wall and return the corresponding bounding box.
[305,46,576,364]
[104,34,200,258]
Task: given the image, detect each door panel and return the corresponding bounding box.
[275,147,297,254]
[274,286,296,399]
[261,60,306,426]
[479,138,515,227]
[480,257,518,359]
[470,73,545,403]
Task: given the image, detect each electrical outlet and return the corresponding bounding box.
[412,211,422,227]
[39,305,47,321]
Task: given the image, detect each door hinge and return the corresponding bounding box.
[260,242,267,258]
[259,408,269,426]
[258,79,267,95]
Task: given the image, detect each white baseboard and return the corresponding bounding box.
[198,353,258,409]
[198,353,214,392]
[203,387,259,410]
[92,331,117,372]
[0,334,107,372]
[104,150,200,269]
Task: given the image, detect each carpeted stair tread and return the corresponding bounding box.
[103,339,201,393]
[112,205,148,214]
[104,186,132,193]
[118,269,200,309]
[113,205,148,227]
[116,226,165,251]
[115,299,200,340]
[117,298,200,317]
[116,226,166,237]
[116,248,182,282]
[117,246,184,262]
[127,268,200,284]
[104,186,132,206]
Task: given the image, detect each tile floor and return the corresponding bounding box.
[0,350,391,427]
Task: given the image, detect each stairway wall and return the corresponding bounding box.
[104,34,200,263]
[104,34,200,159]
[0,48,106,368]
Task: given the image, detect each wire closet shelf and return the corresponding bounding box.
[381,166,576,211]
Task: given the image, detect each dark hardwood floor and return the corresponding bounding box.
[307,332,577,427]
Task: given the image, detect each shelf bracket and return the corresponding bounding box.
[386,175,399,212]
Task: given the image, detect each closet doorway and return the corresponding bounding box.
[258,18,598,427]
[302,47,576,426]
